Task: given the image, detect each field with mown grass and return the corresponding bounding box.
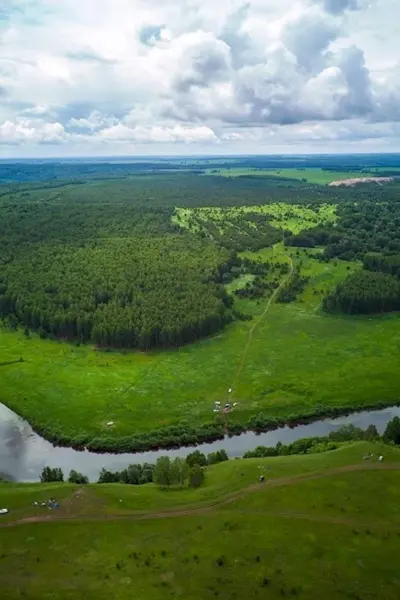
[1,442,400,600]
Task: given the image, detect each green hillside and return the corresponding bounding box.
[1,442,400,599]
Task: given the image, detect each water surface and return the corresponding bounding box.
[1,402,399,482]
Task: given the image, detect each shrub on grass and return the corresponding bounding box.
[68,470,89,484]
[207,449,229,465]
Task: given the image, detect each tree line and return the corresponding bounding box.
[39,449,229,487]
[244,418,400,457]
[37,416,400,485]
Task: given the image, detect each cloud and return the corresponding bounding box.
[0,119,67,145]
[282,10,339,72]
[0,0,399,155]
[319,0,363,14]
[66,49,117,64]
[68,110,117,131]
[166,31,232,93]
[219,3,253,69]
[336,46,373,116]
[97,123,218,144]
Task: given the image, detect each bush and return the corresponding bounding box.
[328,425,364,442]
[307,442,338,454]
[207,449,229,465]
[68,470,89,484]
[97,463,154,484]
[40,467,64,483]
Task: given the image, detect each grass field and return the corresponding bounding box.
[204,167,375,184]
[1,242,400,446]
[174,203,337,235]
[1,442,400,599]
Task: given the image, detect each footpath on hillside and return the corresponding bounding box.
[2,462,398,529]
[231,253,294,394]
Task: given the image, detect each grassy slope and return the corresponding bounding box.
[1,240,400,441]
[204,167,375,184]
[1,443,400,600]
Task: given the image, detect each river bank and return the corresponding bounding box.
[1,402,399,482]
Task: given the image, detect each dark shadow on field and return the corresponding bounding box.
[0,359,24,367]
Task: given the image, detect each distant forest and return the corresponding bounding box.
[1,158,400,346]
[1,152,399,183]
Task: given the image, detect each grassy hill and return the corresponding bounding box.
[1,442,400,599]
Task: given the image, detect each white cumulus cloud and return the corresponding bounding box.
[0,0,399,155]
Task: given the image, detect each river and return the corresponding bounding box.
[1,402,399,482]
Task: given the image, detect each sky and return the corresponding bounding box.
[0,0,399,157]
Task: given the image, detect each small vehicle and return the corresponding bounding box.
[0,508,9,515]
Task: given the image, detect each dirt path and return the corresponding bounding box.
[231,254,293,393]
[2,462,398,529]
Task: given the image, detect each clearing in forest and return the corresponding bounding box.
[173,203,337,236]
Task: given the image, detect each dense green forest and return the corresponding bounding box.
[0,172,331,349]
[289,195,400,260]
[1,166,400,345]
[0,178,241,349]
[323,271,400,314]
[0,236,233,348]
[287,182,400,314]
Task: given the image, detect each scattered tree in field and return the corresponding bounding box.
[186,450,207,468]
[277,267,309,303]
[384,417,400,445]
[188,464,205,488]
[97,463,154,485]
[153,456,189,487]
[68,470,89,484]
[153,457,174,487]
[207,449,229,465]
[40,467,64,483]
[363,424,379,441]
[171,458,189,486]
[328,425,365,442]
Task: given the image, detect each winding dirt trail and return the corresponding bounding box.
[2,462,398,529]
[231,254,293,393]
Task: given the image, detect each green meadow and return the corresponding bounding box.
[1,243,399,444]
[1,442,400,600]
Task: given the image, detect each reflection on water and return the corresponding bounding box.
[1,402,399,483]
